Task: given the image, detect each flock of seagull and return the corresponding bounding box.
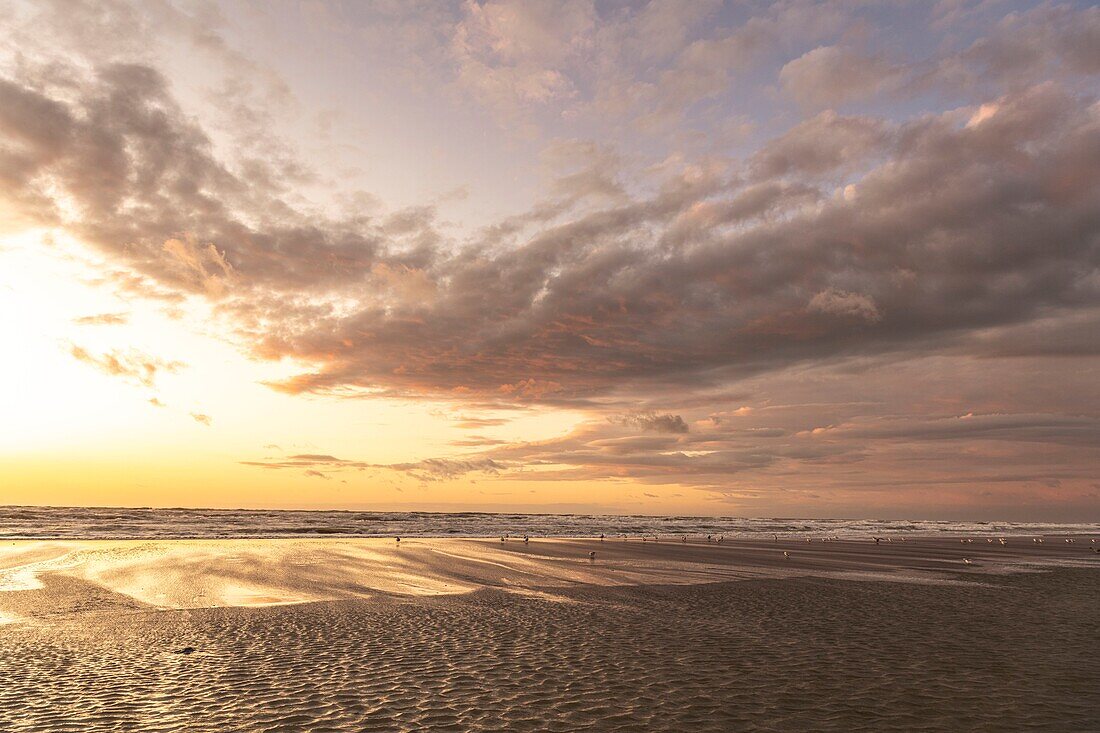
[393,532,1099,564]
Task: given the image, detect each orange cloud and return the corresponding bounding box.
[69,344,184,387]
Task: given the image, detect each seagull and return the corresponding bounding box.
[716,536,723,544]
[500,536,506,543]
[873,537,882,545]
[395,537,400,544]
[783,551,790,559]
[987,538,994,543]
[682,536,688,543]
[773,533,779,543]
[963,558,972,565]
[523,535,529,544]
[600,534,605,541]
[999,538,1007,545]
[589,551,597,559]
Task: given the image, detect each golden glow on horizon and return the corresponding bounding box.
[0,229,642,511]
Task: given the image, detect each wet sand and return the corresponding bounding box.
[1,536,1098,731]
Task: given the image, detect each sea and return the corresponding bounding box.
[1,506,1097,540]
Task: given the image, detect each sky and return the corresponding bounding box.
[0,0,1098,520]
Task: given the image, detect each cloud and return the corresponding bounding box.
[454,415,511,429]
[273,83,1096,403]
[385,457,503,482]
[163,234,236,296]
[3,61,1084,408]
[241,452,502,483]
[73,312,129,326]
[190,412,212,426]
[749,111,891,179]
[807,289,882,323]
[613,412,689,434]
[69,344,184,387]
[779,45,906,108]
[808,413,1100,446]
[451,0,595,114]
[450,435,508,447]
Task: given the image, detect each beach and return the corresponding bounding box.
[2,536,1098,731]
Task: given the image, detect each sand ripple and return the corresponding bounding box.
[1,568,1097,731]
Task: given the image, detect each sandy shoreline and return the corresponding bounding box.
[2,535,1097,610]
[2,537,1098,731]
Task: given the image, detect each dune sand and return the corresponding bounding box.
[1,536,1097,731]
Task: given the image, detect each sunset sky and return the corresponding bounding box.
[1,0,1098,519]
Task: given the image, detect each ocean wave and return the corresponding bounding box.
[1,506,1098,540]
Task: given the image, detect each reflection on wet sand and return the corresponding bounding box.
[1,537,1097,732]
